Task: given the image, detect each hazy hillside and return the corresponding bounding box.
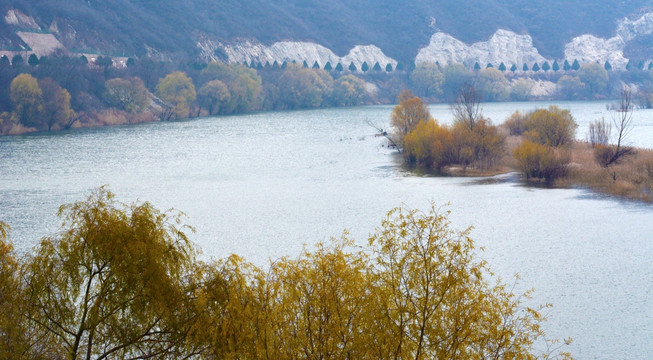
[1,0,652,61]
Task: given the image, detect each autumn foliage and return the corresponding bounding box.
[0,189,572,359]
[511,106,577,182]
[395,91,505,172]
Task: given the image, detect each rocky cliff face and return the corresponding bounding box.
[565,12,653,70]
[415,29,546,68]
[221,41,398,71]
[217,11,653,73]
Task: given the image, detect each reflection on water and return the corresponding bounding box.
[1,102,653,359]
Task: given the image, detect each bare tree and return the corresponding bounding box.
[367,119,401,153]
[607,89,635,165]
[451,83,482,129]
[587,117,611,147]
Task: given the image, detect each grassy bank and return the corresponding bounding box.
[561,141,653,202]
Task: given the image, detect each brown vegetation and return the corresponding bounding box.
[562,142,653,202]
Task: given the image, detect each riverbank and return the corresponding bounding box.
[443,135,653,203]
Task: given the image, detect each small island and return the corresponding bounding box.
[388,88,653,203]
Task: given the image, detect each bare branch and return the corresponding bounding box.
[451,83,482,130]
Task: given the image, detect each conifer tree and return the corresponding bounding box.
[361,61,369,72]
[552,60,560,71]
[571,59,580,70]
[348,62,357,72]
[324,62,332,71]
[499,62,506,71]
[0,55,9,66]
[28,54,39,66]
[563,60,571,71]
[542,62,550,71]
[523,63,529,71]
[312,61,320,69]
[335,62,344,72]
[604,61,612,71]
[510,64,517,72]
[373,62,382,71]
[532,62,540,72]
[11,54,23,66]
[385,63,393,72]
[474,62,481,70]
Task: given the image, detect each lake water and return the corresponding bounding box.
[1,101,652,359]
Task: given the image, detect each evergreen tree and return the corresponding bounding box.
[335,62,344,72]
[523,63,529,71]
[361,61,370,72]
[303,60,309,68]
[648,62,653,70]
[312,61,320,69]
[281,60,288,69]
[486,63,493,68]
[474,62,481,70]
[532,62,540,72]
[571,59,580,70]
[265,61,271,68]
[552,60,560,71]
[0,55,9,66]
[604,61,612,71]
[385,63,393,72]
[498,62,506,71]
[510,64,517,72]
[11,54,23,66]
[348,62,357,72]
[28,54,39,66]
[126,57,135,67]
[637,61,645,70]
[256,62,263,70]
[396,62,405,71]
[563,60,571,71]
[373,62,382,71]
[324,62,332,71]
[272,60,280,69]
[542,62,550,71]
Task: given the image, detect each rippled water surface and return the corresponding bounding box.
[1,101,652,359]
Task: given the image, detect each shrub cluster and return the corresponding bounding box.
[510,106,577,182]
[396,92,505,172]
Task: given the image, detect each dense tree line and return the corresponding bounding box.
[1,51,652,134]
[0,53,372,134]
[0,187,572,359]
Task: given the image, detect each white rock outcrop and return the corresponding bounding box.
[564,11,653,70]
[5,10,39,28]
[222,41,397,71]
[564,35,628,69]
[416,29,547,69]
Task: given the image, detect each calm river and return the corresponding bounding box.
[1,101,652,359]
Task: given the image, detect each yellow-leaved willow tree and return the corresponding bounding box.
[0,188,572,359]
[23,188,202,360]
[194,206,572,360]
